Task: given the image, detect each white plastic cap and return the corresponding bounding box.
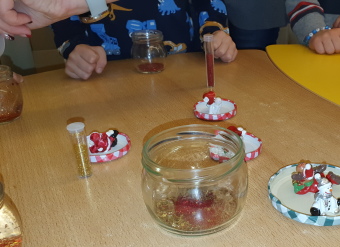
[203,34,214,42]
[67,122,85,133]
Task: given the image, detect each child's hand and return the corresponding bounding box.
[309,29,340,54]
[333,16,340,28]
[212,30,238,63]
[13,72,23,83]
[65,44,107,80]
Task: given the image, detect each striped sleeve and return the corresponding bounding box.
[286,0,326,44]
[287,1,324,29]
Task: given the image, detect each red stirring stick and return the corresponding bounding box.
[204,34,215,90]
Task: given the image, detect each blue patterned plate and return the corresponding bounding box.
[268,164,340,226]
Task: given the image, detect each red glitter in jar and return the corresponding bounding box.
[161,189,237,231]
[206,53,214,88]
[138,63,164,73]
[0,106,22,123]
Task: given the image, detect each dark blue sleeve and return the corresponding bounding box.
[191,0,228,39]
[51,17,91,59]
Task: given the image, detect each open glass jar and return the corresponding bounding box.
[131,30,166,74]
[141,124,248,235]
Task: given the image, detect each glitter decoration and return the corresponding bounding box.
[73,143,92,178]
[204,34,215,90]
[0,65,23,124]
[137,63,164,73]
[155,187,237,231]
[67,122,92,178]
[0,236,23,247]
[142,125,248,235]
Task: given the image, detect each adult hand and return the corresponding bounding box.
[13,73,24,83]
[65,44,107,80]
[0,0,32,37]
[1,0,118,36]
[212,30,238,63]
[309,29,340,54]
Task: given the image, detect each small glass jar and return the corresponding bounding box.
[0,176,23,246]
[131,30,166,74]
[0,65,23,124]
[141,124,248,236]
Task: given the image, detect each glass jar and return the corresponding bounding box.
[141,124,248,236]
[131,30,167,74]
[0,176,23,246]
[0,65,23,124]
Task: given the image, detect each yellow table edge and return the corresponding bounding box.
[266,44,340,106]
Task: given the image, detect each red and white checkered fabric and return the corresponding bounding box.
[193,99,237,121]
[89,133,131,163]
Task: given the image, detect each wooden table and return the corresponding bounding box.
[1,51,340,246]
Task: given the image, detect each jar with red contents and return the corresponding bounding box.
[131,30,166,74]
[141,124,248,235]
[0,65,23,124]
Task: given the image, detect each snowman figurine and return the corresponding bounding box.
[310,173,340,216]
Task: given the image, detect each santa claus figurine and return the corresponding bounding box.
[203,91,222,114]
[87,129,119,153]
[203,91,216,105]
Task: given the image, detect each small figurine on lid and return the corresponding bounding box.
[203,91,222,114]
[87,129,119,153]
[310,173,340,216]
[291,162,340,195]
[193,91,237,121]
[209,126,262,162]
[291,163,326,194]
[193,34,237,121]
[86,129,131,163]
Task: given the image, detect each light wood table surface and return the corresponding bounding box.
[1,51,340,246]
